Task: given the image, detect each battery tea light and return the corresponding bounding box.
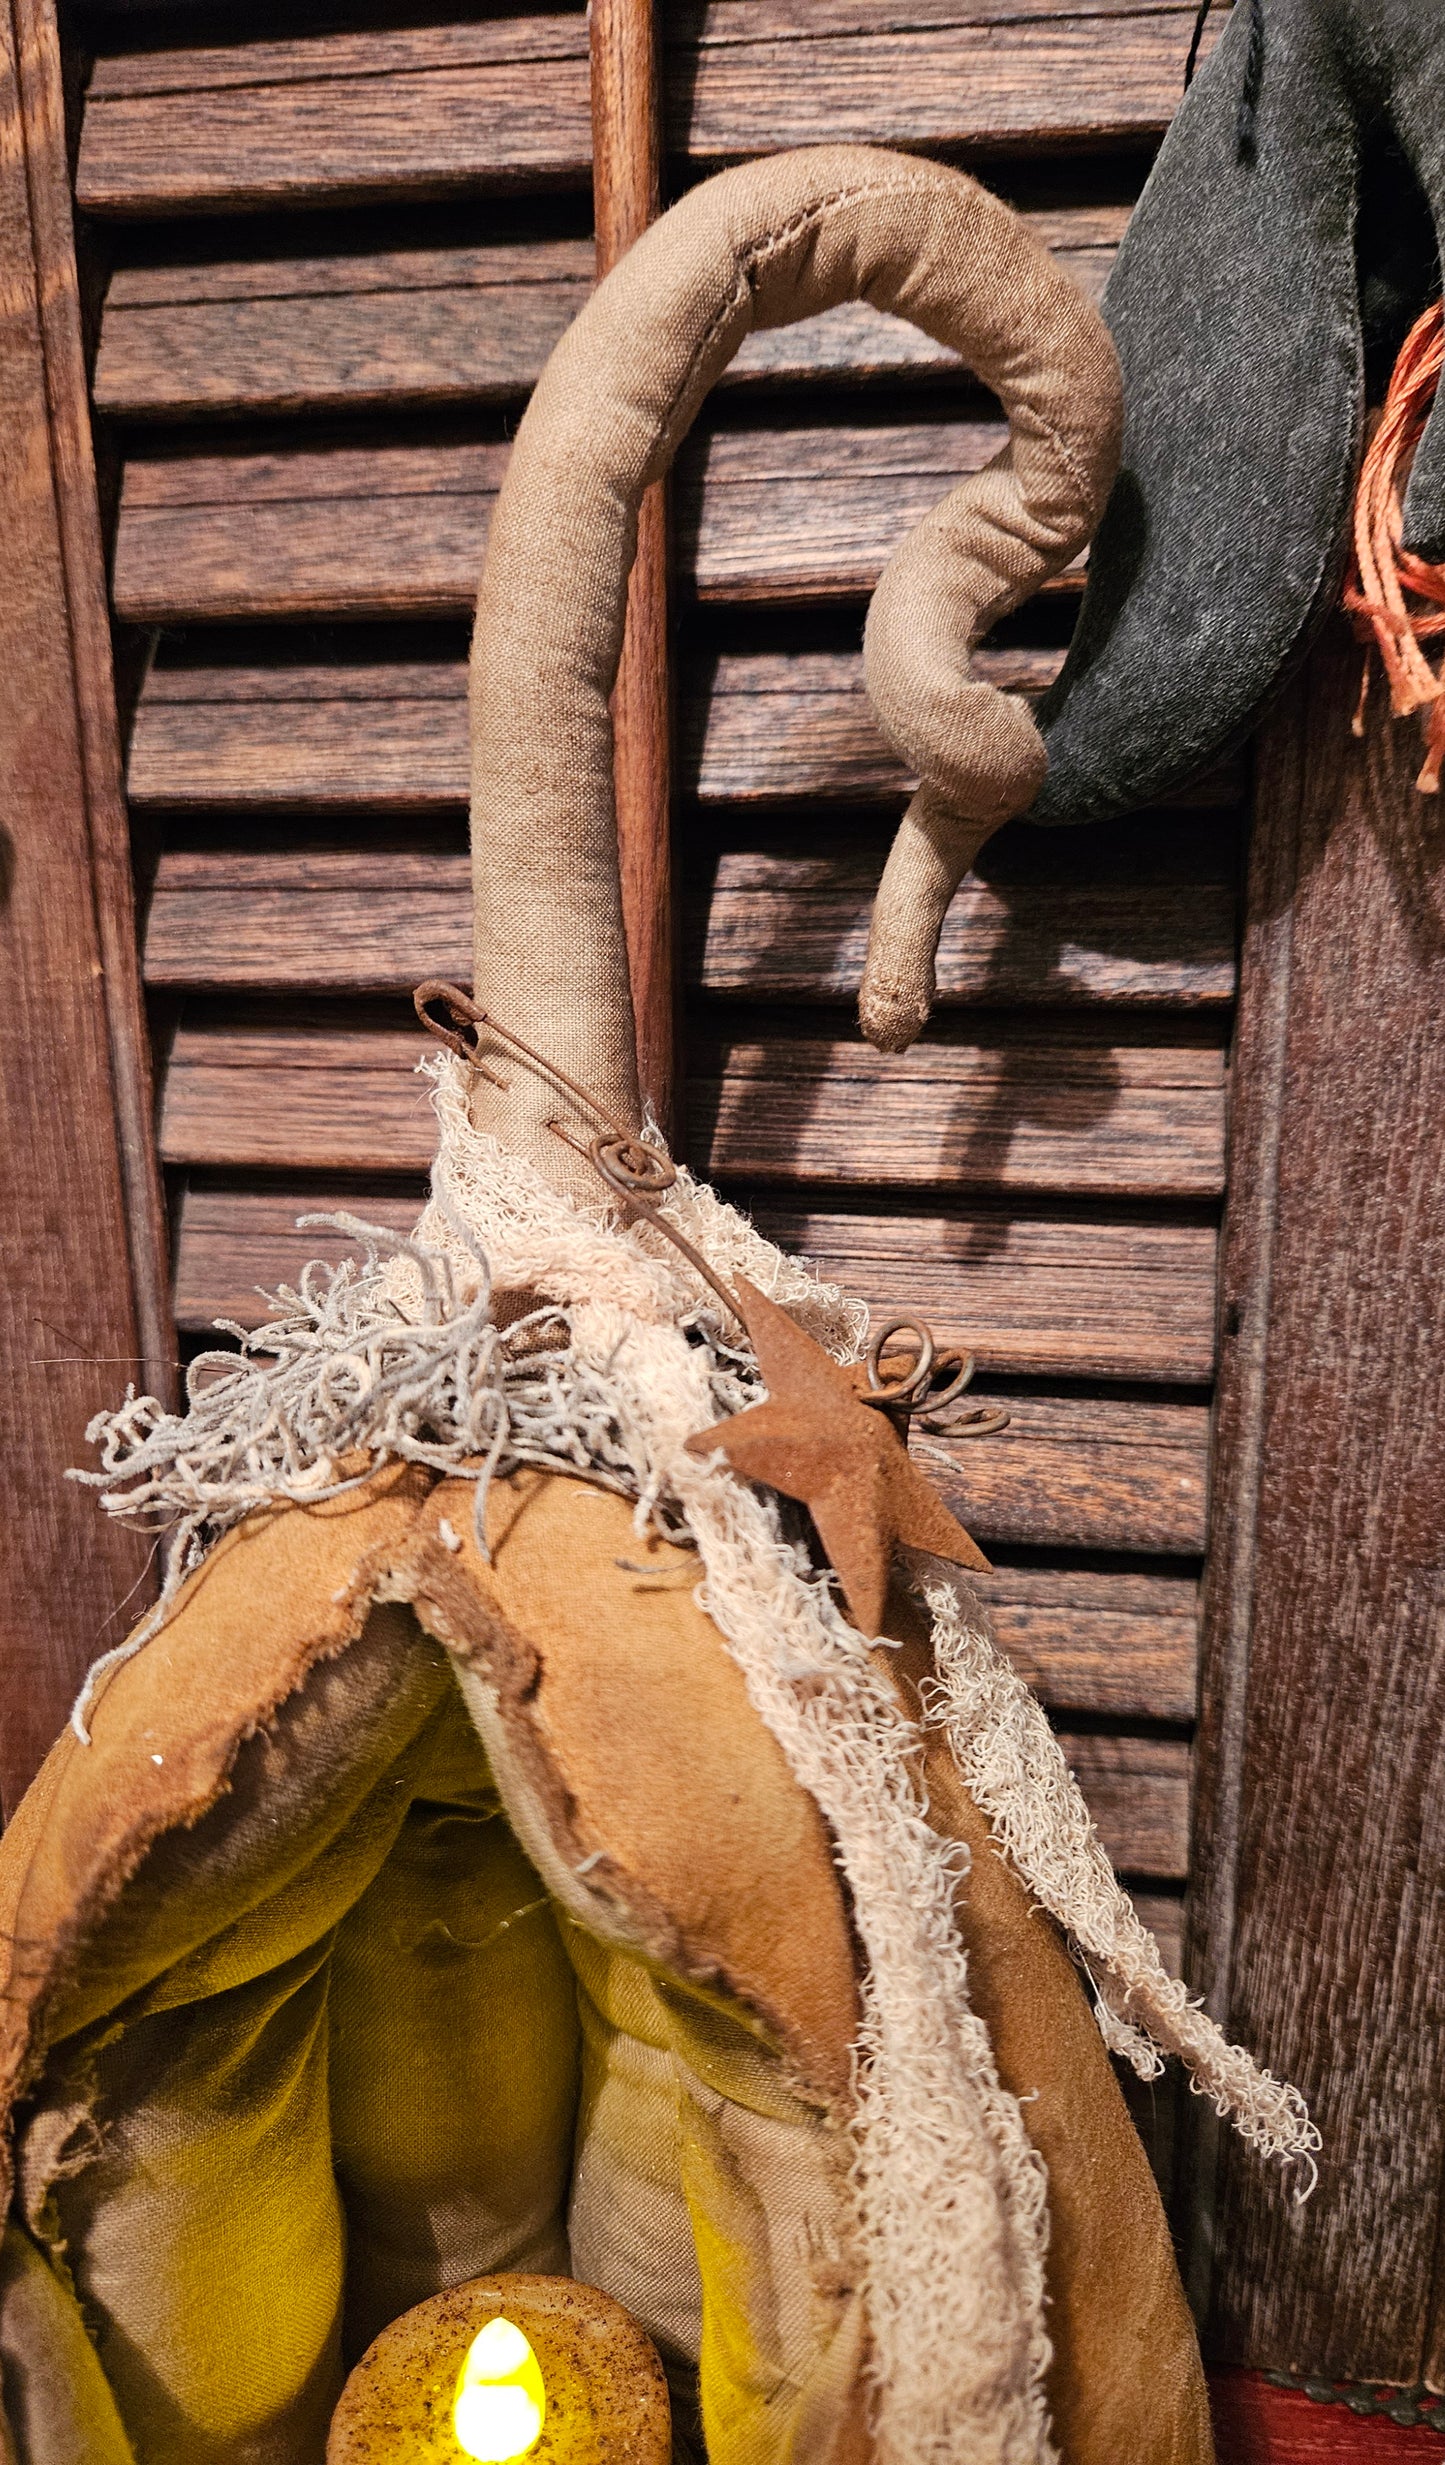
[326,2274,671,2465]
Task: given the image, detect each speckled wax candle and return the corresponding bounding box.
[326,2274,672,2465]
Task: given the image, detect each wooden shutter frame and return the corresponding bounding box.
[0,0,170,1813]
[590,0,678,1141]
[4,0,1444,2398]
[1186,625,1445,2380]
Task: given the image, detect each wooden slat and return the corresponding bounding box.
[692,1016,1227,1196]
[755,1203,1217,1384]
[156,1012,1227,1199]
[76,7,1214,219]
[676,0,1213,170]
[974,1564,1199,1722]
[110,415,1048,622]
[1131,1892,1184,1978]
[171,1181,423,1329]
[681,647,1073,803]
[591,0,675,1134]
[139,832,1235,1014]
[104,235,598,303]
[168,1178,1215,1387]
[93,208,1125,420]
[127,646,1242,819]
[686,827,1235,1005]
[931,1390,1208,1555]
[98,252,593,422]
[127,646,1054,809]
[86,17,592,97]
[1055,1734,1190,1880]
[80,24,595,218]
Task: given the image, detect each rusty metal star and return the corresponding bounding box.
[685,1275,989,1636]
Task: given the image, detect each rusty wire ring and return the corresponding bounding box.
[589,1131,678,1201]
[865,1315,936,1407]
[923,1397,1012,1439]
[916,1348,977,1417]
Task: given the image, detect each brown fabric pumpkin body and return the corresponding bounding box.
[0,1465,1212,2464]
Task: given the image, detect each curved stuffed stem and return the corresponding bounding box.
[468,144,1121,1192]
[859,791,1005,1053]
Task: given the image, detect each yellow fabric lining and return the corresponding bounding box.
[5,1604,863,2465]
[14,1616,580,2464]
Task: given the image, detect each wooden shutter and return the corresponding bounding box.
[9,0,1438,2404]
[68,0,1229,1986]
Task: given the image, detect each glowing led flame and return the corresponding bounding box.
[452,2316,546,2462]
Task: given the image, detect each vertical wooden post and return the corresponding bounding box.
[589,0,677,1143]
[0,0,172,1811]
[1187,620,1445,2380]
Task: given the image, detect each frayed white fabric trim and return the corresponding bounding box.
[919,1568,1320,2189]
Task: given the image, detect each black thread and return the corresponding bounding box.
[1183,0,1265,159]
[1183,0,1215,87]
[1236,0,1266,160]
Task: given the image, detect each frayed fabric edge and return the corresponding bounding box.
[916,1559,1320,2194]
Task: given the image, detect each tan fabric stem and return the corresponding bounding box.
[857,793,1001,1054]
[469,145,1122,1191]
[860,420,1120,1049]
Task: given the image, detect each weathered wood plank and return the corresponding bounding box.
[1191,627,1445,2381]
[686,828,1235,1004]
[77,8,1213,218]
[681,647,1075,802]
[86,17,592,98]
[678,9,1205,163]
[0,0,170,1812]
[156,1012,1227,1199]
[692,1016,1228,1196]
[127,645,1242,819]
[932,1390,1208,1555]
[99,268,592,423]
[756,1202,1217,1385]
[139,833,1235,1013]
[167,1176,1215,1386]
[104,235,599,305]
[170,1180,423,1330]
[976,1563,1199,1722]
[591,0,676,1135]
[1133,1893,1184,1979]
[111,415,1050,621]
[93,208,1125,419]
[80,39,595,218]
[1055,1733,1191,1879]
[127,645,1056,809]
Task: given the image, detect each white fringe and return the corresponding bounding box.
[920,1570,1320,2189]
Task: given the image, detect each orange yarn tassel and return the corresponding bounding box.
[1343,296,1445,793]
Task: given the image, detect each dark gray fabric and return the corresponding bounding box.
[1032,0,1445,827]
